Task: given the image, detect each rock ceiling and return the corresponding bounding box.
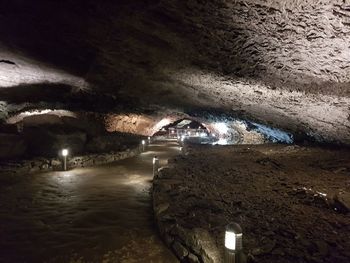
[0,0,349,143]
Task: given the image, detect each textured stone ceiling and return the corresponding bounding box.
[0,0,349,143]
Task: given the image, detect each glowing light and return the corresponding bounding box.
[142,140,145,145]
[225,223,243,251]
[153,118,172,133]
[214,122,229,134]
[153,156,160,176]
[225,232,236,250]
[200,133,207,137]
[153,156,159,165]
[171,130,175,134]
[187,131,191,136]
[213,138,228,145]
[62,149,68,157]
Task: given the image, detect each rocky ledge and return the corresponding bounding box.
[153,144,350,263]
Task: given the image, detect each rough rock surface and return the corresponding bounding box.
[153,144,350,263]
[0,133,26,159]
[23,126,87,157]
[0,1,349,144]
[0,112,143,159]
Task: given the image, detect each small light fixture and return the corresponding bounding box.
[61,149,68,171]
[224,222,243,263]
[62,149,68,157]
[153,156,159,176]
[141,140,146,151]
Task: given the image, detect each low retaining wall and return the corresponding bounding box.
[153,166,222,263]
[0,146,141,175]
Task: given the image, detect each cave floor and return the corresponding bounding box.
[0,141,180,263]
[153,144,350,263]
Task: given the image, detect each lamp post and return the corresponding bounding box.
[153,156,159,177]
[224,222,243,263]
[148,136,151,144]
[142,140,146,151]
[61,149,68,171]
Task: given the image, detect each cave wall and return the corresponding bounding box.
[0,110,142,159]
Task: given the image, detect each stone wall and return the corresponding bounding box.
[0,146,141,176]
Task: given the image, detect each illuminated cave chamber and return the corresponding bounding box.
[154,118,209,137]
[152,117,293,145]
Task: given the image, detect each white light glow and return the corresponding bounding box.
[214,122,229,134]
[200,133,207,137]
[153,157,159,164]
[213,138,228,145]
[225,232,236,250]
[62,149,68,157]
[153,118,172,133]
[142,140,145,145]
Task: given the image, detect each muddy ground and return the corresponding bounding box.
[153,144,350,263]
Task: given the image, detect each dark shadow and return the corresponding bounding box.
[0,83,73,103]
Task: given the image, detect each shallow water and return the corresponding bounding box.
[0,141,180,263]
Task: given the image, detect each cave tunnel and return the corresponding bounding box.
[0,1,349,263]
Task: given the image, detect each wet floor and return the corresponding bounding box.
[0,140,180,263]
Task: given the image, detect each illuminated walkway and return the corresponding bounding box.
[0,141,180,262]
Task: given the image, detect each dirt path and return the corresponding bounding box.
[0,141,180,263]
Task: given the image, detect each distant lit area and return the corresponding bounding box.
[153,118,293,145]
